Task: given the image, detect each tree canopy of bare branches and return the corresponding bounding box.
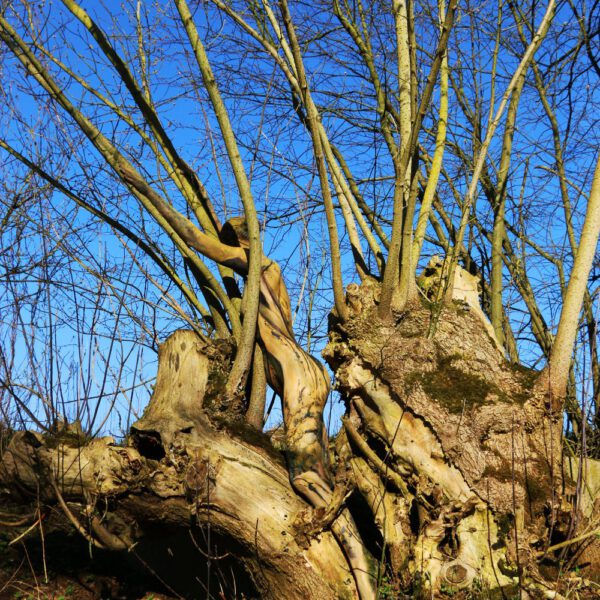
[1,0,600,598]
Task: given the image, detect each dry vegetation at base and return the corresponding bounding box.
[0,530,172,600]
[1,528,599,600]
[0,525,255,600]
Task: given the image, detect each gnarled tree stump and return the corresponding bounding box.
[2,298,600,597]
[0,330,359,600]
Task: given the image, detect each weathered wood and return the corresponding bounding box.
[2,301,599,596]
[325,280,597,592]
[0,331,358,600]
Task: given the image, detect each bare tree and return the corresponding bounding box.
[1,0,599,598]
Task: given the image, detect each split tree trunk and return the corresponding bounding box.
[1,288,599,598]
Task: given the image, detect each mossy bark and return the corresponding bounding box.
[324,280,598,593]
[2,304,599,597]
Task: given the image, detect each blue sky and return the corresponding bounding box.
[1,0,598,438]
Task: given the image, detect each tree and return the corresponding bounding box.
[1,0,599,598]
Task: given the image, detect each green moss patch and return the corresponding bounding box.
[407,355,509,414]
[508,362,539,405]
[44,422,90,449]
[481,464,523,485]
[215,418,287,468]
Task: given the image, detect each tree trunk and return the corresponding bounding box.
[0,331,357,600]
[1,296,599,597]
[324,281,596,593]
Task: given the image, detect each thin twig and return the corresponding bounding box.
[7,517,42,547]
[50,480,106,549]
[543,527,600,554]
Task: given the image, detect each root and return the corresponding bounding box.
[292,471,377,600]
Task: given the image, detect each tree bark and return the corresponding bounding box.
[2,306,599,597]
[0,331,357,600]
[325,281,596,592]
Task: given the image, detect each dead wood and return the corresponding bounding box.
[2,302,600,597]
[0,330,357,600]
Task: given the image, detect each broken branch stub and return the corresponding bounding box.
[130,330,235,456]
